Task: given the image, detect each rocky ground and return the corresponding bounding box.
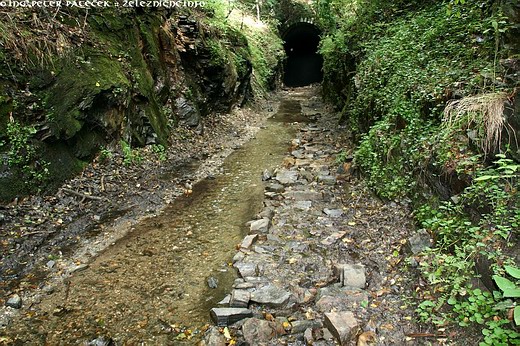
[201,90,442,345]
[0,96,278,317]
[0,86,443,345]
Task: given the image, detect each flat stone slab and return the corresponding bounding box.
[240,234,258,249]
[334,263,366,289]
[316,289,369,313]
[230,289,251,308]
[265,183,285,193]
[320,231,347,246]
[318,175,337,185]
[250,285,291,307]
[295,201,312,210]
[234,262,258,277]
[283,190,323,201]
[250,218,270,233]
[275,169,299,185]
[323,208,343,218]
[210,308,253,327]
[324,311,360,345]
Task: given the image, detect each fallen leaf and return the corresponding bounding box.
[357,331,377,346]
[223,327,231,340]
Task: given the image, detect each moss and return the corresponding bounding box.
[46,54,130,139]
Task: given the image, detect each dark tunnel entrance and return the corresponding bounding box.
[282,22,323,87]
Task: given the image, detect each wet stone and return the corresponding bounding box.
[85,336,115,346]
[232,251,245,263]
[218,295,231,305]
[324,312,360,346]
[210,308,253,327]
[262,169,273,181]
[207,276,219,289]
[5,294,22,309]
[250,285,291,307]
[257,207,274,220]
[230,289,251,308]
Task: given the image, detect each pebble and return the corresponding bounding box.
[207,276,219,289]
[5,294,22,309]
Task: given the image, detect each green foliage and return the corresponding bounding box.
[151,144,167,162]
[1,119,49,190]
[120,140,143,166]
[414,156,519,344]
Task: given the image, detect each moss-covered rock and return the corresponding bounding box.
[0,6,272,201]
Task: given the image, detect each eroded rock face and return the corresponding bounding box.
[0,11,253,201]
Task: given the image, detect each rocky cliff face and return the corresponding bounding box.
[0,7,255,201]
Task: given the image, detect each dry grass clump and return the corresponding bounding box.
[0,8,87,68]
[442,92,514,154]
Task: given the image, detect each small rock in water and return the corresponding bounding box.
[6,294,22,309]
[207,276,219,289]
[262,169,273,181]
[85,336,115,346]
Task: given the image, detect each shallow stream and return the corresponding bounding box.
[6,94,308,344]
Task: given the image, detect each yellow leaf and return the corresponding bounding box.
[348,221,356,226]
[282,321,291,330]
[223,327,231,340]
[229,339,236,345]
[95,82,100,87]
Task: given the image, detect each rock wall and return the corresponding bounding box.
[0,7,254,201]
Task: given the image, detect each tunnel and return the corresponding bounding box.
[282,22,323,87]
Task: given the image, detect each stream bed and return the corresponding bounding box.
[3,94,308,345]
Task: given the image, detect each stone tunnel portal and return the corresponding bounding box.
[282,22,323,87]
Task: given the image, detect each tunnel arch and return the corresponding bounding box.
[281,20,323,87]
